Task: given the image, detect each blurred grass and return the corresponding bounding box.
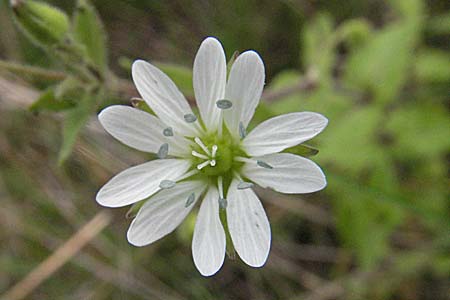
[1,0,449,299]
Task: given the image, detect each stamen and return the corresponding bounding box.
[239,122,246,139]
[237,181,254,190]
[185,193,195,207]
[197,160,211,170]
[234,156,254,164]
[218,177,224,198]
[184,113,197,123]
[210,159,216,166]
[216,99,233,110]
[159,180,176,189]
[163,127,173,137]
[218,197,228,209]
[257,160,273,169]
[194,137,211,156]
[191,150,209,160]
[177,169,199,181]
[157,143,169,159]
[211,145,218,158]
[217,177,227,209]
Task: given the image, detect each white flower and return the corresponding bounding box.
[96,37,328,276]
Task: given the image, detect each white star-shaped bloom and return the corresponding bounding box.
[96,37,328,276]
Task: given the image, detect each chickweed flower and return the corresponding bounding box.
[96,37,327,276]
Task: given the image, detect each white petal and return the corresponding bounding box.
[96,159,191,207]
[98,105,191,157]
[193,37,226,131]
[127,180,207,246]
[132,60,201,137]
[242,153,326,194]
[192,186,226,276]
[242,112,328,156]
[224,51,265,137]
[227,178,271,267]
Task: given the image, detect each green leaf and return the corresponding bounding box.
[11,0,69,48]
[427,12,450,35]
[58,92,97,164]
[415,49,450,83]
[302,13,335,84]
[386,0,423,22]
[73,0,108,74]
[317,106,383,173]
[344,23,418,105]
[335,18,372,48]
[29,88,75,112]
[385,102,450,158]
[266,70,351,121]
[328,171,404,270]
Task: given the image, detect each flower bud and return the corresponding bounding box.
[10,0,69,47]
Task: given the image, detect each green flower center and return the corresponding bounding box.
[190,131,245,178]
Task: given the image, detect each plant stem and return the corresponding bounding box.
[0,60,66,81]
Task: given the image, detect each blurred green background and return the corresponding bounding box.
[0,0,449,299]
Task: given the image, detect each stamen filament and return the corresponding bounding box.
[177,169,199,181]
[234,156,255,164]
[237,181,254,190]
[217,176,227,209]
[239,122,246,139]
[218,111,223,138]
[211,145,218,158]
[194,137,211,156]
[218,176,224,199]
[197,160,211,170]
[191,150,209,160]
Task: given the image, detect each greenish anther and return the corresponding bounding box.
[216,99,233,109]
[218,197,228,209]
[163,127,173,136]
[237,182,254,190]
[157,143,169,159]
[184,113,197,123]
[159,180,175,189]
[185,193,195,207]
[257,160,273,169]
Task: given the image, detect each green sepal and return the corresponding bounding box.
[130,98,155,115]
[72,0,108,75]
[11,0,69,48]
[219,205,236,260]
[284,143,319,157]
[126,200,146,219]
[227,50,239,77]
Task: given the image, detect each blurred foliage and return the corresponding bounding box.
[0,0,449,299]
